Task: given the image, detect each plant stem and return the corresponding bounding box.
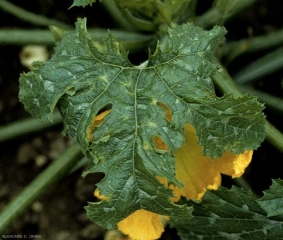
[233,47,283,84]
[0,142,83,234]
[265,122,283,153]
[0,112,62,142]
[0,0,71,29]
[236,85,283,114]
[213,70,242,98]
[101,0,136,31]
[0,29,152,52]
[119,8,156,32]
[233,177,260,198]
[195,0,257,28]
[213,69,283,153]
[221,27,283,59]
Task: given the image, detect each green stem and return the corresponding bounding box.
[233,177,260,198]
[213,70,242,98]
[0,142,83,234]
[265,122,283,153]
[0,112,62,142]
[221,27,283,59]
[101,0,136,31]
[0,29,54,45]
[237,85,283,114]
[0,29,152,52]
[195,0,257,28]
[0,0,71,29]
[233,177,252,191]
[233,47,283,84]
[213,69,283,153]
[119,8,155,32]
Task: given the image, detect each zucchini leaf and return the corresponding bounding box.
[175,183,283,239]
[257,179,283,217]
[70,0,99,8]
[19,18,265,228]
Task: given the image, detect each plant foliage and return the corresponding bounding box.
[176,181,283,239]
[257,179,283,217]
[70,0,99,8]
[19,18,265,229]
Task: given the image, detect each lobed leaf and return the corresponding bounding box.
[174,185,283,240]
[257,179,283,217]
[19,18,265,228]
[70,0,100,8]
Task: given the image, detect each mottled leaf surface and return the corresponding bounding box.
[70,0,99,8]
[19,19,265,228]
[175,186,283,240]
[257,179,283,217]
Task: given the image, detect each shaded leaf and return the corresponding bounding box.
[169,124,253,200]
[174,186,283,240]
[19,19,265,228]
[70,0,99,8]
[257,179,283,217]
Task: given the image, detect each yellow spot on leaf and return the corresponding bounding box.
[117,209,168,240]
[171,124,253,200]
[155,176,180,202]
[87,109,111,141]
[153,136,168,151]
[94,188,108,200]
[157,102,172,122]
[93,123,253,240]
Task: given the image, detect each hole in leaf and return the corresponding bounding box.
[87,104,112,141]
[153,136,168,151]
[97,103,113,115]
[157,102,172,122]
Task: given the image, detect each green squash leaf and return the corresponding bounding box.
[70,0,99,8]
[257,179,283,217]
[19,18,265,228]
[116,0,196,26]
[174,186,283,240]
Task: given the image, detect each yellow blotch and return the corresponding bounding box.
[214,149,253,178]
[93,123,253,240]
[117,209,168,240]
[172,124,253,200]
[157,102,172,122]
[156,176,180,202]
[94,188,108,200]
[87,109,111,141]
[153,136,168,151]
[95,188,169,240]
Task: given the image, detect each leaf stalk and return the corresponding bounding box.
[0,112,62,143]
[0,0,71,29]
[0,29,153,53]
[0,142,83,234]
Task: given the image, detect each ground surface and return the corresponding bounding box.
[0,0,283,239]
